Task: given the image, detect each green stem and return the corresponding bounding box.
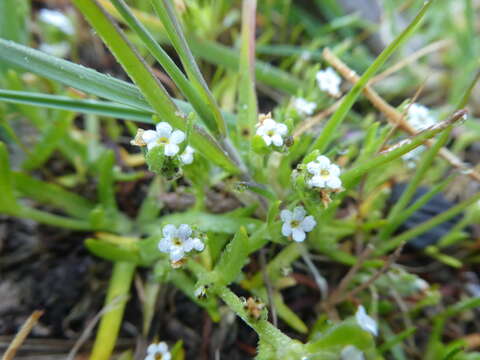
[90,261,136,360]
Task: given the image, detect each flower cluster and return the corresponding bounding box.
[293,97,316,116]
[140,122,186,156]
[158,224,205,267]
[306,155,342,190]
[355,305,378,336]
[316,67,342,97]
[280,206,316,242]
[255,113,288,147]
[145,342,171,360]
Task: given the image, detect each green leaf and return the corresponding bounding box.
[0,141,19,212]
[109,0,221,135]
[150,0,227,136]
[153,211,262,234]
[309,1,433,153]
[214,227,249,286]
[85,238,141,263]
[97,150,118,214]
[12,172,95,218]
[236,0,258,150]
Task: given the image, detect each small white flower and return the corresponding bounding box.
[158,224,204,264]
[316,67,341,97]
[341,345,365,360]
[293,98,316,116]
[280,206,316,242]
[180,146,195,165]
[256,117,288,147]
[38,9,74,35]
[141,122,185,156]
[145,342,171,360]
[407,103,436,132]
[306,155,342,189]
[355,305,378,336]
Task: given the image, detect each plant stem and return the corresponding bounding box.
[90,261,136,360]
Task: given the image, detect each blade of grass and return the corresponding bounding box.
[150,0,227,136]
[309,1,433,154]
[236,0,258,150]
[0,142,19,213]
[97,0,301,94]
[109,0,221,135]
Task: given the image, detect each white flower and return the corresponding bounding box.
[316,67,341,97]
[141,122,185,156]
[341,345,365,360]
[145,342,171,360]
[180,146,195,165]
[407,103,436,132]
[306,155,342,189]
[256,117,288,147]
[355,305,378,336]
[293,98,316,116]
[38,9,74,35]
[158,224,204,264]
[280,206,316,242]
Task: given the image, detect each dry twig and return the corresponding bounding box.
[3,311,44,360]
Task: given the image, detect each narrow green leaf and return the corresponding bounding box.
[13,172,95,218]
[309,1,433,153]
[214,227,249,286]
[109,0,220,135]
[85,238,141,263]
[150,0,226,135]
[98,150,118,213]
[236,0,258,148]
[0,141,19,212]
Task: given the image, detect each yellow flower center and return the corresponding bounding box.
[291,220,300,228]
[154,354,164,360]
[320,169,330,177]
[173,237,182,246]
[157,136,169,144]
[267,130,275,136]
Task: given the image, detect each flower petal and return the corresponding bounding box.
[142,130,158,144]
[280,209,292,222]
[341,345,365,360]
[158,238,172,253]
[162,224,177,238]
[292,206,306,221]
[262,135,272,146]
[355,305,378,336]
[170,246,185,262]
[178,224,192,239]
[316,155,331,167]
[147,344,158,354]
[276,123,288,135]
[156,122,172,137]
[292,228,306,242]
[271,134,283,147]
[308,175,326,188]
[329,164,341,177]
[301,216,316,232]
[281,222,292,237]
[164,143,179,156]
[307,161,320,175]
[157,342,168,353]
[326,176,342,189]
[191,238,205,251]
[170,130,185,144]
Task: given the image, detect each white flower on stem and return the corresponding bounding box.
[306,155,342,189]
[407,103,436,132]
[180,146,195,165]
[341,345,365,360]
[145,342,171,360]
[141,122,185,156]
[280,206,316,242]
[158,224,204,265]
[256,116,288,147]
[355,305,378,336]
[293,98,316,116]
[38,9,74,35]
[316,67,342,97]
